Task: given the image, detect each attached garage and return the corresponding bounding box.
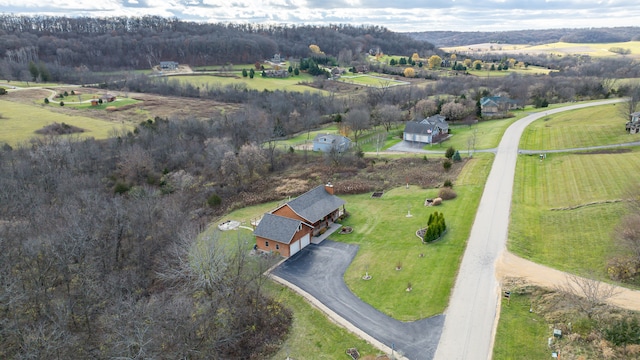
[301,233,310,249]
[290,239,301,256]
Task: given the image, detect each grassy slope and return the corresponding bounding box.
[341,153,493,320]
[168,73,328,93]
[520,104,632,150]
[509,149,640,278]
[0,99,132,145]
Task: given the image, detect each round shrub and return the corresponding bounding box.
[443,160,452,171]
[438,187,457,200]
[59,101,64,106]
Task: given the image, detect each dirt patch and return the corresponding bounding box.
[497,251,640,312]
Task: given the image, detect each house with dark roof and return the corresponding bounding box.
[403,115,449,144]
[480,96,519,116]
[312,134,352,153]
[160,61,179,70]
[253,183,346,257]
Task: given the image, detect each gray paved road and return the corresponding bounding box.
[433,99,624,360]
[272,240,444,360]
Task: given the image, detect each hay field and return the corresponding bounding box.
[509,148,640,278]
[168,73,327,93]
[519,104,632,150]
[0,99,132,146]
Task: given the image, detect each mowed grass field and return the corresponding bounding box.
[167,73,328,93]
[509,149,640,278]
[520,104,632,150]
[337,74,408,87]
[341,153,494,320]
[0,99,132,145]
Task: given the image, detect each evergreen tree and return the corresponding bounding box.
[242,69,248,77]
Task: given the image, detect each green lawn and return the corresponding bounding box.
[520,104,633,150]
[266,282,381,360]
[340,153,493,320]
[0,99,133,146]
[492,290,550,360]
[443,116,521,151]
[509,149,640,278]
[167,73,328,93]
[0,80,62,88]
[337,74,408,88]
[61,98,140,110]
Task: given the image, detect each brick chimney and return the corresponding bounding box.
[324,182,334,195]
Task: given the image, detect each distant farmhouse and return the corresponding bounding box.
[312,134,352,153]
[403,115,449,144]
[480,96,519,117]
[626,111,640,134]
[160,61,179,70]
[253,183,346,257]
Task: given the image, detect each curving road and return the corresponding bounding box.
[433,99,624,360]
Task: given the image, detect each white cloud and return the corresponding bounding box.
[1,0,639,32]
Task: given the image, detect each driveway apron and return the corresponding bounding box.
[272,240,443,360]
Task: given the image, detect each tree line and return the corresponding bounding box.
[409,27,640,47]
[0,15,435,80]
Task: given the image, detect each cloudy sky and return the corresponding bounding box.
[1,0,639,32]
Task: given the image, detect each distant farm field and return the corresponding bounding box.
[444,41,640,58]
[466,65,554,77]
[167,73,327,93]
[509,148,640,278]
[519,103,632,150]
[0,99,132,145]
[337,74,409,88]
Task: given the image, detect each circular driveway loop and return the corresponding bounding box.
[271,240,443,360]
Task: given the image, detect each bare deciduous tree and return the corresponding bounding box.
[344,107,371,146]
[557,274,620,319]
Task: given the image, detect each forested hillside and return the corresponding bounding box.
[0,15,434,76]
[408,27,640,47]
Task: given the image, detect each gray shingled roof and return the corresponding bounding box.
[404,121,433,135]
[254,213,307,244]
[286,185,346,224]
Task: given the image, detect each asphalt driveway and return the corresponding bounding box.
[271,240,443,360]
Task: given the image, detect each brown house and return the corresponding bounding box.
[253,183,346,257]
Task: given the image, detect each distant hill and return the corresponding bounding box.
[406,27,640,48]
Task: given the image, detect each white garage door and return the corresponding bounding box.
[290,240,301,256]
[300,233,310,249]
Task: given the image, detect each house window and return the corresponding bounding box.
[265,241,269,247]
[276,244,280,250]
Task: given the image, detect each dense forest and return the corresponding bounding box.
[409,27,640,47]
[0,15,435,75]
